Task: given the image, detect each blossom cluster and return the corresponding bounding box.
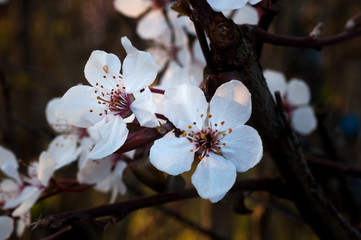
[0,1,319,238]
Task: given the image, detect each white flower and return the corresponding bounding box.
[114,0,189,40]
[263,69,317,135]
[77,152,132,203]
[207,0,261,12]
[57,37,159,159]
[150,81,263,202]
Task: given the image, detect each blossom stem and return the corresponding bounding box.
[149,87,165,94]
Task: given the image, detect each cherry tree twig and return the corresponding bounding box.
[35,178,285,230]
[243,24,361,50]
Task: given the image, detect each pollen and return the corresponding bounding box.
[103,65,109,74]
[188,125,192,129]
[183,132,187,137]
[200,114,204,117]
[190,149,194,152]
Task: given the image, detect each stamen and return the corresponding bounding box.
[103,65,109,74]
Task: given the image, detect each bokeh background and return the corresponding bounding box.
[1,0,361,239]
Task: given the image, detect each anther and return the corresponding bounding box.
[103,76,106,78]
[190,149,194,152]
[221,121,225,125]
[228,128,232,133]
[103,65,109,74]
[89,109,93,112]
[200,114,204,117]
[193,122,196,125]
[188,125,192,129]
[208,114,212,118]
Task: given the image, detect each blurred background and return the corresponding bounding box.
[1,0,361,239]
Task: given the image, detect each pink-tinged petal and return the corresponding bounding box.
[121,36,138,55]
[114,0,150,18]
[131,88,159,127]
[38,151,56,187]
[291,106,317,135]
[287,78,311,106]
[84,50,121,90]
[57,85,105,128]
[222,125,263,172]
[48,134,80,170]
[123,51,157,93]
[0,216,14,240]
[191,154,236,202]
[210,80,252,129]
[150,135,195,175]
[3,186,36,210]
[87,115,128,159]
[231,4,259,25]
[207,0,248,11]
[0,146,21,184]
[163,84,208,130]
[0,179,20,202]
[263,69,287,100]
[77,157,113,184]
[137,10,168,39]
[12,187,41,217]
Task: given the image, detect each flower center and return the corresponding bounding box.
[184,114,232,160]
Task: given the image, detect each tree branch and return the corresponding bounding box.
[244,24,361,50]
[35,178,284,230]
[189,0,361,239]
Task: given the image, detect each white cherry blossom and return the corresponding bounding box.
[57,37,159,159]
[150,81,263,202]
[263,69,317,135]
[0,216,13,240]
[207,0,261,12]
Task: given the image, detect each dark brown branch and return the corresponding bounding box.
[244,24,361,50]
[307,156,361,178]
[189,0,361,239]
[35,178,284,230]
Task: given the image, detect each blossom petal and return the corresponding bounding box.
[84,50,121,90]
[231,4,259,25]
[57,85,105,128]
[163,84,208,130]
[48,134,80,170]
[291,106,317,135]
[210,81,252,130]
[131,88,159,127]
[77,157,113,184]
[222,125,263,172]
[87,115,128,159]
[78,137,95,169]
[0,146,21,184]
[12,187,42,217]
[207,0,248,11]
[123,51,157,93]
[38,151,56,186]
[191,153,236,202]
[16,213,30,237]
[2,186,36,210]
[287,78,311,106]
[46,98,69,133]
[114,0,150,18]
[248,0,261,5]
[137,10,168,39]
[150,135,195,175]
[263,69,287,100]
[0,216,14,240]
[121,36,138,55]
